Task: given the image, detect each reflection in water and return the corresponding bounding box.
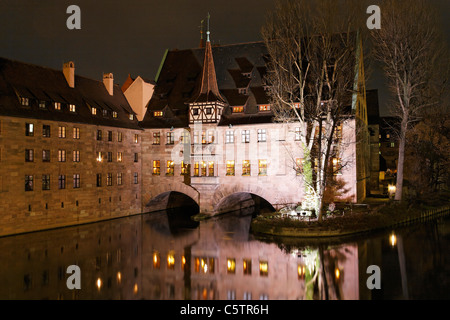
[0,208,448,300]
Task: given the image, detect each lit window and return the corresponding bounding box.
[259,105,270,111]
[25,149,34,162]
[117,173,123,185]
[233,106,244,113]
[226,160,235,176]
[58,126,66,138]
[332,158,341,175]
[39,101,46,109]
[390,142,395,148]
[25,123,34,136]
[134,134,138,144]
[69,104,76,112]
[208,162,214,176]
[259,261,268,276]
[194,257,214,274]
[242,160,251,176]
[73,174,80,188]
[258,159,267,175]
[193,162,199,177]
[58,150,66,162]
[243,259,252,275]
[112,111,118,118]
[257,129,266,142]
[152,160,160,175]
[226,130,234,143]
[20,97,29,106]
[166,160,174,175]
[241,130,250,143]
[166,132,174,145]
[54,102,61,110]
[118,132,123,142]
[153,132,160,145]
[153,251,160,269]
[129,114,134,120]
[91,107,97,115]
[238,88,247,95]
[181,161,189,175]
[73,150,80,162]
[117,152,123,162]
[73,127,80,139]
[227,259,236,274]
[298,264,306,280]
[201,161,207,176]
[96,152,103,162]
[167,252,175,270]
[154,111,163,117]
[207,131,215,144]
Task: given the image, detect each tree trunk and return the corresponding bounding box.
[395,120,407,201]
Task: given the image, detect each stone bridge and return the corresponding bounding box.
[142,179,302,216]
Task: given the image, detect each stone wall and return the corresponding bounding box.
[0,116,142,236]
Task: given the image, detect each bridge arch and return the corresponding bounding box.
[143,183,199,213]
[211,184,277,215]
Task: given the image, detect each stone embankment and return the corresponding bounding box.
[250,205,450,239]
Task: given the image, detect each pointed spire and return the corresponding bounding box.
[199,19,205,48]
[206,12,211,42]
[189,13,225,104]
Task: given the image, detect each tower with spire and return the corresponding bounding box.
[188,13,227,124]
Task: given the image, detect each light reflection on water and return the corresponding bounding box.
[0,208,448,300]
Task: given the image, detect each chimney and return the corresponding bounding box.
[103,73,114,96]
[63,61,75,88]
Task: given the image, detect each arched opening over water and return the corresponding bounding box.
[214,192,275,217]
[145,191,199,213]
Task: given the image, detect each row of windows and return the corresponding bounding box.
[151,127,342,146]
[23,149,138,163]
[24,123,139,143]
[151,160,268,176]
[151,252,270,277]
[19,96,135,120]
[24,173,138,191]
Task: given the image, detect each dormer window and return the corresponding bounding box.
[69,104,76,112]
[112,111,118,118]
[232,106,244,113]
[54,102,61,110]
[259,105,271,112]
[102,109,108,117]
[91,107,97,115]
[154,111,163,117]
[39,101,46,109]
[242,72,251,78]
[238,88,247,95]
[129,114,134,120]
[20,97,29,106]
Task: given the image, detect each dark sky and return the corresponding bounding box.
[1,0,449,116]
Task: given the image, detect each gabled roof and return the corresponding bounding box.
[0,57,141,130]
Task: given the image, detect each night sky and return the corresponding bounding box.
[1,0,449,116]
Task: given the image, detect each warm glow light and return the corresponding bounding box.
[133,283,138,294]
[333,158,338,165]
[117,272,122,284]
[388,185,396,194]
[153,251,160,268]
[335,268,340,280]
[390,233,397,247]
[227,259,236,273]
[181,256,186,270]
[96,278,102,290]
[167,253,175,269]
[259,261,268,276]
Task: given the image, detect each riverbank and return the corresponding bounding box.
[250,198,450,239]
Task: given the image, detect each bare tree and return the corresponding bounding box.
[371,0,446,201]
[262,0,368,221]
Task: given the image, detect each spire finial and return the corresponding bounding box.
[206,12,211,42]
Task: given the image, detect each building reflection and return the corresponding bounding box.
[0,209,448,299]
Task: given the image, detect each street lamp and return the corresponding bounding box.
[388,184,396,199]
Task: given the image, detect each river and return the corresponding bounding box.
[0,207,448,300]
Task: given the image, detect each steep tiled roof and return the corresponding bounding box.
[0,58,141,130]
[141,41,273,128]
